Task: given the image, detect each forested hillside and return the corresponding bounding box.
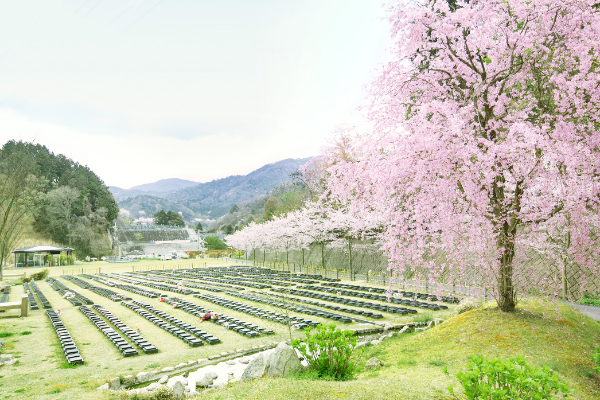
[0,140,118,258]
[112,158,310,220]
[118,195,196,222]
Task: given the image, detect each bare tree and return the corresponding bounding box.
[0,155,38,278]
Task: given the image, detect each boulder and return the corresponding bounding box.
[195,373,215,388]
[370,339,381,346]
[355,341,368,349]
[4,359,17,365]
[197,358,208,364]
[172,381,185,399]
[167,376,187,388]
[96,383,109,390]
[175,363,187,369]
[365,357,384,370]
[146,382,161,391]
[239,357,251,364]
[158,376,168,384]
[162,366,175,372]
[240,352,270,382]
[109,377,120,391]
[136,371,155,383]
[0,354,13,362]
[268,342,302,378]
[205,372,218,381]
[122,375,135,386]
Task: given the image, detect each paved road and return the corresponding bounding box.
[563,301,600,322]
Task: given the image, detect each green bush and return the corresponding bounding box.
[292,324,357,381]
[577,292,600,307]
[592,347,600,374]
[31,269,49,280]
[413,311,433,323]
[448,355,571,399]
[115,385,174,399]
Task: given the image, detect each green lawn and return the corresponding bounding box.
[1,261,599,399]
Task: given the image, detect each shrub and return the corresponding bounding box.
[115,385,174,400]
[592,347,600,374]
[577,292,600,307]
[456,297,484,315]
[292,324,357,381]
[413,311,433,323]
[31,269,49,280]
[448,355,571,400]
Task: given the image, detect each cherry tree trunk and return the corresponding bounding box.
[497,227,516,312]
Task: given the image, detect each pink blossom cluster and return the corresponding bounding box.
[322,0,600,304]
[230,1,600,306]
[227,202,384,255]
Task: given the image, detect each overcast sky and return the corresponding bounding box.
[0,0,392,188]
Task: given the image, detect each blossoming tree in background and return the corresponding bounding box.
[325,0,600,311]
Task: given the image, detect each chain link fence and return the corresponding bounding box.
[245,234,600,301]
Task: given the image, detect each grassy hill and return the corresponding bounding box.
[196,300,600,400]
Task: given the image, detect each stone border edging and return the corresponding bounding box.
[351,319,442,336]
[106,341,281,391]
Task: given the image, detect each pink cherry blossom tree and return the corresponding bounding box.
[326,0,600,311]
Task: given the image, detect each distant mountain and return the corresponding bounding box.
[130,178,199,193]
[112,157,310,220]
[108,186,150,202]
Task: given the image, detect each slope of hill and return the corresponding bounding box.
[113,157,310,220]
[108,186,150,202]
[165,158,310,217]
[130,178,199,193]
[118,195,197,221]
